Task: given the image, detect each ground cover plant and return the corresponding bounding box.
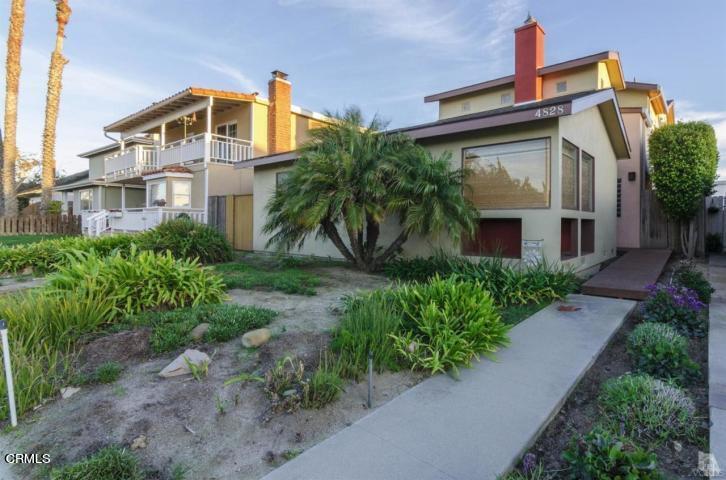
[627,322,699,385]
[49,446,145,480]
[384,252,579,307]
[598,373,697,444]
[47,247,226,316]
[126,304,277,354]
[562,427,662,479]
[672,261,713,304]
[73,361,124,386]
[213,259,321,295]
[641,283,706,337]
[0,233,66,247]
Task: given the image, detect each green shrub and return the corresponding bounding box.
[50,446,145,480]
[627,322,699,385]
[303,355,345,409]
[641,283,706,337]
[47,247,226,317]
[214,260,320,295]
[599,374,697,443]
[673,262,713,304]
[127,304,277,354]
[384,253,579,306]
[331,292,402,378]
[390,276,510,375]
[137,218,233,264]
[562,426,662,479]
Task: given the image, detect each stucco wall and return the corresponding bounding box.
[541,64,599,99]
[438,84,515,119]
[617,112,644,248]
[207,163,253,196]
[88,153,105,180]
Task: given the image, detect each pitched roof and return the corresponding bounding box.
[424,51,624,103]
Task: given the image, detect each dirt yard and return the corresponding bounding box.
[1,267,422,479]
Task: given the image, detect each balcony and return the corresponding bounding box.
[105,134,253,181]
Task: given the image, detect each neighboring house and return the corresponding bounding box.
[17,169,88,211]
[242,15,668,272]
[713,179,726,197]
[58,70,331,244]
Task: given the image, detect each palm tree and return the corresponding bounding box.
[263,107,477,272]
[3,0,26,216]
[40,0,71,213]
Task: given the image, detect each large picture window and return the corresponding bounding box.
[463,138,550,209]
[561,140,579,210]
[581,151,594,212]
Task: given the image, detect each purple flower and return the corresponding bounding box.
[522,453,536,475]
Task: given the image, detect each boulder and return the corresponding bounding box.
[190,323,210,341]
[60,387,80,399]
[159,349,211,378]
[242,328,271,348]
[131,435,148,450]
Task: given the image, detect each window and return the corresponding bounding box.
[500,93,512,105]
[148,181,166,207]
[581,151,594,212]
[79,189,93,211]
[216,122,237,138]
[561,140,579,210]
[462,218,522,258]
[461,101,471,112]
[276,171,292,190]
[171,181,191,207]
[561,218,578,259]
[556,81,567,93]
[581,219,594,255]
[463,138,550,209]
[616,178,622,217]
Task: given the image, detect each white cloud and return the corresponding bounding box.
[195,59,260,93]
[279,0,526,58]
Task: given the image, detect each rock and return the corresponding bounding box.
[60,387,80,399]
[190,323,210,341]
[130,435,147,450]
[242,328,271,348]
[673,441,683,453]
[158,349,211,378]
[20,266,33,276]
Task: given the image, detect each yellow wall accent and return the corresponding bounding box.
[438,85,514,119]
[542,65,599,99]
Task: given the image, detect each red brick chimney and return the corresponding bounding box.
[514,14,545,104]
[268,70,291,154]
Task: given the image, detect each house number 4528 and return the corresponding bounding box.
[533,105,565,118]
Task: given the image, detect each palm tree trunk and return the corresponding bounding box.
[2,0,25,216]
[40,0,71,213]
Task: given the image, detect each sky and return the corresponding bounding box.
[0,0,724,176]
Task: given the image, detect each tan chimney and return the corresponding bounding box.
[514,14,545,104]
[267,70,291,154]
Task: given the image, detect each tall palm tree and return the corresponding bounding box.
[3,0,26,216]
[40,0,71,213]
[263,107,477,272]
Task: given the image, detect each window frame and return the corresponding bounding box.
[460,137,552,211]
[556,81,567,93]
[561,138,580,211]
[147,180,167,207]
[580,149,595,212]
[500,92,512,105]
[170,179,192,208]
[276,171,292,190]
[79,189,94,211]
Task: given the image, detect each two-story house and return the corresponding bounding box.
[243,15,675,272]
[58,70,331,248]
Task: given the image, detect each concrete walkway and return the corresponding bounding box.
[708,255,726,473]
[262,294,636,480]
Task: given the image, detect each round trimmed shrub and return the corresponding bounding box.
[627,322,699,385]
[563,426,662,479]
[599,373,696,443]
[138,218,233,264]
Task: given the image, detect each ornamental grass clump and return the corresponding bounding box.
[599,374,697,444]
[389,275,510,375]
[627,322,699,385]
[641,283,706,337]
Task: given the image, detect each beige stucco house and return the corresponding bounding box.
[57,71,330,247]
[239,16,674,272]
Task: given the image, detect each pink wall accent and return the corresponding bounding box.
[617,112,644,248]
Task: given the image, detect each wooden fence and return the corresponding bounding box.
[0,214,81,235]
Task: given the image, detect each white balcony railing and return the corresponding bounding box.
[104,134,253,181]
[104,145,158,180]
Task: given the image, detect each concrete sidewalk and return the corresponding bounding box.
[262,294,636,480]
[709,255,726,473]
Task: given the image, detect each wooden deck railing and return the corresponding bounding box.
[0,214,81,235]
